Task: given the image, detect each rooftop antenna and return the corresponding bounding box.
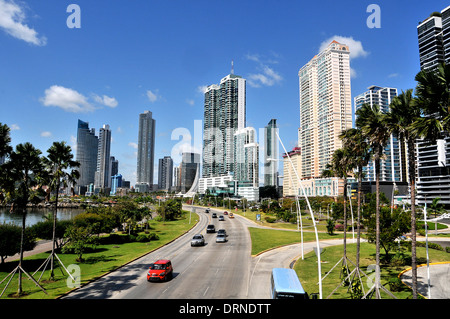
[231,60,234,75]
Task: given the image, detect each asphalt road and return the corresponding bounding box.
[63,207,253,299]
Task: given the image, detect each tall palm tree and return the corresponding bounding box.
[6,143,46,296]
[414,63,450,139]
[321,147,354,296]
[42,141,80,280]
[340,128,371,280]
[0,123,13,204]
[355,103,391,298]
[384,89,422,299]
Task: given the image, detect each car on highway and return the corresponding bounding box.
[219,215,225,221]
[191,234,205,246]
[205,208,210,213]
[216,233,227,243]
[217,229,227,237]
[206,224,216,233]
[147,259,173,282]
[212,213,217,218]
[229,213,234,218]
[223,211,228,215]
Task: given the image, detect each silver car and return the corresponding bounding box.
[216,233,227,243]
[191,234,205,246]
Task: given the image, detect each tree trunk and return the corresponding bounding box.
[50,181,60,280]
[17,209,26,295]
[375,148,381,297]
[356,166,362,269]
[408,138,418,299]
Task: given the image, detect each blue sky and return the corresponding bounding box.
[1,0,448,186]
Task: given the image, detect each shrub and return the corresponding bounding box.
[148,232,159,241]
[136,234,150,242]
[265,217,277,223]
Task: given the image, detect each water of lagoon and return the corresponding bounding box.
[0,207,83,227]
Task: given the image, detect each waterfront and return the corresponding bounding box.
[0,207,84,227]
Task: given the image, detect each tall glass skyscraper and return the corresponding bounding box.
[264,119,278,187]
[202,73,246,178]
[158,156,173,191]
[76,119,98,194]
[234,127,259,188]
[136,111,156,191]
[94,124,112,189]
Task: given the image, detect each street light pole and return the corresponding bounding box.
[276,131,322,299]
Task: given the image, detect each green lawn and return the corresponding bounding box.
[294,242,450,299]
[248,227,344,256]
[0,212,198,299]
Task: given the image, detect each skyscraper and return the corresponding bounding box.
[158,156,173,191]
[297,40,352,196]
[417,12,445,70]
[180,152,200,194]
[76,119,98,194]
[136,111,156,191]
[264,119,279,187]
[354,86,403,182]
[233,127,259,188]
[202,72,246,178]
[416,6,450,206]
[94,124,111,190]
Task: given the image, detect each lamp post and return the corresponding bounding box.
[275,131,322,299]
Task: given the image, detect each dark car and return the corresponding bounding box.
[212,213,217,218]
[147,259,173,282]
[205,208,210,213]
[206,224,215,233]
[217,229,227,237]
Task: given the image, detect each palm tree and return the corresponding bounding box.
[3,143,47,296]
[0,123,13,204]
[41,141,80,281]
[340,127,371,289]
[414,63,450,139]
[384,89,422,299]
[355,103,392,299]
[321,147,354,296]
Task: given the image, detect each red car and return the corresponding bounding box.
[223,211,228,215]
[147,259,173,282]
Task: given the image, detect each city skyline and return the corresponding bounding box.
[2,0,448,187]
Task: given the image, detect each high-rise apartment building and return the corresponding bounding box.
[416,6,450,207]
[180,152,200,194]
[94,124,111,190]
[297,40,352,196]
[354,86,404,182]
[233,127,259,188]
[136,111,156,191]
[158,156,173,191]
[202,73,246,178]
[76,120,98,194]
[417,12,445,70]
[264,119,279,187]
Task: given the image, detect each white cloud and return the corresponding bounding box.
[40,85,94,113]
[10,123,20,130]
[146,90,159,103]
[93,94,118,108]
[186,99,195,106]
[0,0,47,46]
[128,142,138,149]
[246,53,283,88]
[319,35,368,59]
[40,131,52,137]
[197,85,208,94]
[388,73,399,78]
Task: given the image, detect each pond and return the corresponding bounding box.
[0,207,84,227]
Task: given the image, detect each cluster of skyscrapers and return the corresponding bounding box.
[75,5,450,206]
[75,120,126,196]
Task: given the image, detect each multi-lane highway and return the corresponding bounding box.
[64,207,254,299]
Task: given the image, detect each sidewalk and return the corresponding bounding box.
[4,240,53,263]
